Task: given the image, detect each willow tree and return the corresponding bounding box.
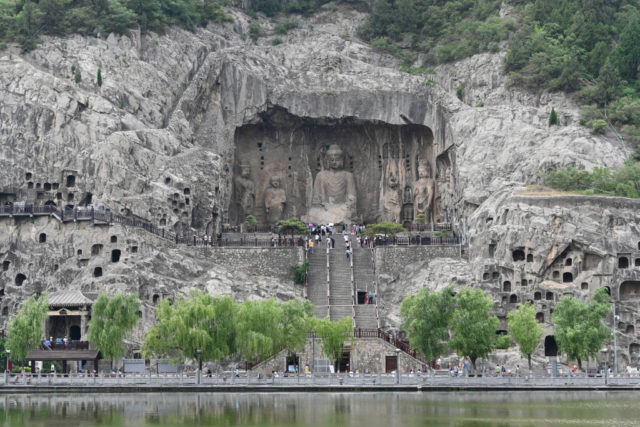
[315,317,353,368]
[7,293,49,364]
[279,298,316,355]
[88,292,140,367]
[235,299,283,364]
[449,288,499,372]
[142,291,236,364]
[507,301,543,373]
[400,285,456,363]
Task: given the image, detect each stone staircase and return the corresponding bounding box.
[306,246,329,318]
[352,247,379,329]
[329,236,353,322]
[354,304,377,329]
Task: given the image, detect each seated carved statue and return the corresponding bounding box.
[308,144,357,224]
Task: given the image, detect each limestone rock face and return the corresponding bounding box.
[0,5,635,361]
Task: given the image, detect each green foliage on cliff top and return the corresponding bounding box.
[542,161,640,198]
[0,0,231,51]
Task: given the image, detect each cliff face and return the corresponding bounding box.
[0,6,635,360]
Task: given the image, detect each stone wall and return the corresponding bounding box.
[208,247,305,281]
[250,337,426,374]
[351,338,426,374]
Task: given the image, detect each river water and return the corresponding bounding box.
[1,391,638,426]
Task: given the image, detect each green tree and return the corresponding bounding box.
[507,301,543,372]
[549,107,558,126]
[415,213,426,225]
[244,214,257,225]
[88,292,140,367]
[235,299,283,363]
[449,288,499,371]
[291,260,309,285]
[596,58,621,105]
[97,68,102,86]
[142,291,236,364]
[276,218,308,239]
[279,298,316,356]
[249,21,261,42]
[551,286,611,370]
[6,294,49,364]
[615,21,640,81]
[400,285,455,362]
[362,222,406,236]
[315,317,353,367]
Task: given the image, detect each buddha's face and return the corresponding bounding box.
[271,176,281,188]
[418,164,431,179]
[241,166,251,178]
[326,150,344,170]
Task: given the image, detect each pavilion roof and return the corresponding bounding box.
[48,291,93,308]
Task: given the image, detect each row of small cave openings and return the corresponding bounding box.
[24,172,76,189]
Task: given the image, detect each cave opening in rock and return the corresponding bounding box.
[546,292,554,301]
[91,244,103,255]
[27,182,33,189]
[36,183,41,189]
[581,282,589,290]
[512,249,525,262]
[544,336,558,356]
[565,258,572,266]
[536,312,544,323]
[488,243,496,257]
[25,172,32,180]
[619,257,629,269]
[183,188,190,195]
[152,294,160,304]
[15,273,26,286]
[521,279,527,287]
[503,281,511,292]
[39,233,46,243]
[131,246,138,253]
[509,294,517,303]
[111,235,117,243]
[66,175,75,187]
[534,292,541,300]
[2,261,9,271]
[165,177,171,185]
[44,183,51,191]
[563,272,573,283]
[492,272,499,280]
[77,249,82,256]
[111,249,121,263]
[1,307,7,316]
[231,108,436,225]
[620,281,640,300]
[552,271,559,279]
[93,267,102,277]
[526,254,533,262]
[627,325,635,334]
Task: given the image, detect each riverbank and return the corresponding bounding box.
[3,383,640,393]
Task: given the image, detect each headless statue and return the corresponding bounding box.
[234,164,255,220]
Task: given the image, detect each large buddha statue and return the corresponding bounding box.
[264,175,287,224]
[413,162,435,223]
[309,144,357,224]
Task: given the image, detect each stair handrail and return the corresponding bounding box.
[350,244,356,329]
[370,245,381,330]
[325,241,330,318]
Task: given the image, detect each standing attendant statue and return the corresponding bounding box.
[264,175,287,224]
[234,164,255,220]
[413,163,435,223]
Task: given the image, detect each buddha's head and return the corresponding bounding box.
[326,145,344,170]
[271,175,281,188]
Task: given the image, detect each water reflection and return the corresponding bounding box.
[1,391,639,426]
